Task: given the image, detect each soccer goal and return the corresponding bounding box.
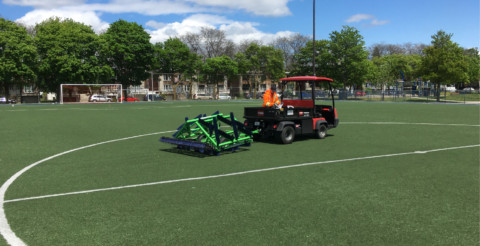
[60,84,122,104]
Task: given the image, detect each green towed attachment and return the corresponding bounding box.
[160,111,258,155]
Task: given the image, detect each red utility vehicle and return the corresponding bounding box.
[244,76,339,144]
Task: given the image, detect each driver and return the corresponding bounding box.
[263,84,281,107]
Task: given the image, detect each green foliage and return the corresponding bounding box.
[154,38,200,76]
[370,54,421,86]
[463,48,480,85]
[100,19,154,88]
[234,52,251,75]
[35,18,112,93]
[329,26,370,89]
[201,55,238,84]
[292,39,331,77]
[0,18,37,97]
[291,26,370,89]
[421,30,469,101]
[201,55,238,98]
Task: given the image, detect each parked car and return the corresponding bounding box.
[119,96,139,102]
[88,95,111,102]
[256,92,265,99]
[355,92,367,96]
[446,86,456,92]
[218,93,231,100]
[195,94,213,100]
[0,97,16,104]
[144,94,166,101]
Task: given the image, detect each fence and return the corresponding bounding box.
[331,89,480,104]
[5,87,479,104]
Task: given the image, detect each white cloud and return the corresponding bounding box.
[9,1,296,44]
[147,14,295,44]
[370,19,390,26]
[6,0,292,17]
[15,9,110,33]
[74,0,204,16]
[345,13,390,26]
[186,0,292,16]
[345,14,375,23]
[145,20,166,29]
[3,0,85,8]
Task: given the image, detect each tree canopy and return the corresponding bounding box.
[421,30,468,100]
[35,18,112,93]
[0,18,36,98]
[100,19,154,89]
[328,26,370,89]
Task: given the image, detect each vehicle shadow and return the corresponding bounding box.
[254,134,335,145]
[160,147,250,158]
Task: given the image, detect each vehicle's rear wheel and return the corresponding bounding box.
[315,124,327,139]
[278,125,295,144]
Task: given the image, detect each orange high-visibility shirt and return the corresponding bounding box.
[263,89,280,107]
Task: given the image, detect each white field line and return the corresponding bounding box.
[343,121,480,127]
[4,144,480,205]
[0,130,175,246]
[1,121,479,246]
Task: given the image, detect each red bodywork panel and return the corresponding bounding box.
[282,100,314,108]
[313,117,326,130]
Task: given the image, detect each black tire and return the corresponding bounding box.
[278,125,295,144]
[315,124,327,139]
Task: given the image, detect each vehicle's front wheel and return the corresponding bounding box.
[278,125,295,144]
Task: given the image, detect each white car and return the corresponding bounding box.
[218,93,231,100]
[446,86,456,92]
[0,97,16,104]
[195,94,213,100]
[89,95,111,102]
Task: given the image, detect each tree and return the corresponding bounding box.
[201,55,238,99]
[0,18,37,99]
[242,43,285,97]
[369,43,427,58]
[154,38,200,100]
[420,30,468,101]
[370,54,421,91]
[271,33,310,72]
[100,20,154,92]
[258,46,285,82]
[291,39,331,78]
[463,48,480,87]
[328,26,370,90]
[35,17,111,96]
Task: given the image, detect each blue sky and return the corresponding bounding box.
[1,0,478,48]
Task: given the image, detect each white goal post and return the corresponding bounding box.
[60,84,122,104]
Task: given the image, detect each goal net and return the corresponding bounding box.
[60,84,122,104]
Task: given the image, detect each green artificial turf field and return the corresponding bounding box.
[1,101,479,245]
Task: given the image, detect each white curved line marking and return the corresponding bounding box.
[1,122,479,245]
[0,130,175,246]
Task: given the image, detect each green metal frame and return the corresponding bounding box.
[160,111,257,154]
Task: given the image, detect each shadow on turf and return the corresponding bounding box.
[161,147,250,158]
[254,134,335,145]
